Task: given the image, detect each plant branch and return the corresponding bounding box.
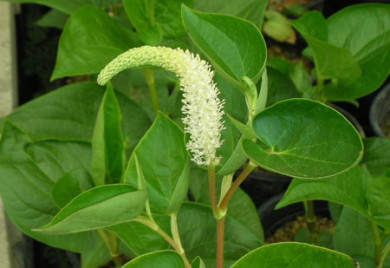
[304,200,316,236]
[216,217,225,268]
[97,229,122,267]
[142,68,159,115]
[134,216,191,268]
[170,213,191,268]
[369,220,382,267]
[380,239,390,268]
[218,162,256,212]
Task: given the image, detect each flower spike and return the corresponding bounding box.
[97,46,225,166]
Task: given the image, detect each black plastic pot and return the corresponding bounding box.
[240,170,292,208]
[258,193,330,239]
[370,83,390,138]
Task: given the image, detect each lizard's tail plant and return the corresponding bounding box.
[97,45,226,267]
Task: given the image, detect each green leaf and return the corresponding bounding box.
[182,5,266,88]
[227,114,256,140]
[91,85,125,185]
[124,112,189,214]
[276,166,371,216]
[36,9,68,29]
[178,202,262,267]
[324,3,390,100]
[1,0,98,14]
[291,10,328,41]
[108,216,170,256]
[366,176,390,229]
[191,256,206,268]
[80,240,111,268]
[0,122,100,253]
[243,99,363,179]
[123,0,163,45]
[231,242,355,267]
[7,82,151,154]
[51,6,141,80]
[193,0,268,27]
[266,67,300,106]
[292,11,362,81]
[215,72,248,174]
[361,137,390,177]
[51,169,94,208]
[36,185,147,234]
[121,250,185,268]
[333,207,375,262]
[123,0,193,45]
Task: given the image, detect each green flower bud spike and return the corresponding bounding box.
[97,46,225,166]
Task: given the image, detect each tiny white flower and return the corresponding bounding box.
[97,46,224,166]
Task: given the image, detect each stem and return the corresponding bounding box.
[170,213,191,268]
[304,200,316,235]
[369,220,382,267]
[380,240,390,268]
[141,68,159,115]
[97,229,122,267]
[242,76,258,124]
[256,69,268,113]
[208,163,218,216]
[218,162,256,213]
[135,216,191,268]
[216,217,225,268]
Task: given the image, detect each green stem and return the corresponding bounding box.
[369,220,382,267]
[216,217,225,268]
[142,68,159,115]
[304,200,316,236]
[135,216,191,268]
[218,162,256,214]
[380,239,390,268]
[256,69,268,113]
[97,229,122,267]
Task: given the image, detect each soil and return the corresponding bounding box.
[266,215,335,244]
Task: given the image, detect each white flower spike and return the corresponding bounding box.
[97,46,225,166]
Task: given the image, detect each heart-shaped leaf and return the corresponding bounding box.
[124,112,189,214]
[36,185,147,234]
[243,99,363,179]
[182,5,266,88]
[231,242,355,267]
[122,250,185,268]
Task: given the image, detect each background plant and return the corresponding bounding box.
[0,0,389,267]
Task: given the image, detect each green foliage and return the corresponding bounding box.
[1,1,390,267]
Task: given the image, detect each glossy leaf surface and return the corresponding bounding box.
[231,242,355,267]
[52,6,140,79]
[182,5,266,86]
[124,113,189,214]
[324,4,390,99]
[243,99,363,178]
[37,185,147,234]
[276,166,371,216]
[362,137,390,177]
[91,85,124,185]
[122,250,185,268]
[366,176,390,229]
